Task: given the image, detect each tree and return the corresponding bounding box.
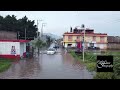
[0,15,37,40]
[35,38,46,56]
[46,35,53,46]
[17,16,37,40]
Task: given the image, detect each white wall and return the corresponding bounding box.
[20,43,26,57]
[99,44,104,49]
[20,43,24,56]
[71,43,76,47]
[0,42,20,55]
[96,43,107,49]
[64,43,67,48]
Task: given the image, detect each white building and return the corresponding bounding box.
[0,40,30,59]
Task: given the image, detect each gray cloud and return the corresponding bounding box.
[0,11,120,36]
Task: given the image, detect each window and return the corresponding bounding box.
[68,36,72,41]
[77,36,80,39]
[68,36,72,39]
[100,37,104,42]
[93,36,96,41]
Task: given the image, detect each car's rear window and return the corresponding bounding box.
[48,49,54,51]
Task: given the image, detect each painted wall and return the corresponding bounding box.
[72,36,77,41]
[64,36,68,41]
[104,37,107,43]
[84,36,93,43]
[0,42,20,55]
[96,43,107,49]
[0,31,17,40]
[108,43,120,50]
[20,43,26,57]
[63,34,107,49]
[64,34,107,43]
[95,37,100,42]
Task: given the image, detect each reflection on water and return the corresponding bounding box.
[0,48,94,79]
[0,59,41,79]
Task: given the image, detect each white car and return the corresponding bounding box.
[47,48,56,55]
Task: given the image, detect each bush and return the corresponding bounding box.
[94,72,114,79]
[114,62,120,76]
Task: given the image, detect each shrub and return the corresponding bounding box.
[94,72,114,79]
[114,63,120,76]
[86,62,96,72]
[84,52,96,62]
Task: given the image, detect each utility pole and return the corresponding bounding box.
[37,19,43,38]
[82,24,85,62]
[25,27,26,40]
[41,23,46,37]
[18,31,20,40]
[41,23,43,37]
[37,20,39,38]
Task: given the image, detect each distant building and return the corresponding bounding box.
[107,36,120,50]
[62,27,108,50]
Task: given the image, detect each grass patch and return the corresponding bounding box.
[69,50,120,79]
[69,51,96,68]
[94,72,114,79]
[0,58,12,73]
[86,62,96,72]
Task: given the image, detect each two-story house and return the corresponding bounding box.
[62,27,107,50]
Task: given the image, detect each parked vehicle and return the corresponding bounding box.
[53,45,59,49]
[88,46,100,50]
[47,48,56,55]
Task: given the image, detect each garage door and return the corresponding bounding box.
[100,44,104,49]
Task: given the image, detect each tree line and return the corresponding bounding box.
[0,15,37,40]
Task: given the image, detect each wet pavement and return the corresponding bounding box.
[0,48,94,79]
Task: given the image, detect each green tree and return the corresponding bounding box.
[35,38,46,56]
[0,15,37,40]
[17,16,37,40]
[46,35,53,46]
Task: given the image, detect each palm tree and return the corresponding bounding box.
[35,38,46,56]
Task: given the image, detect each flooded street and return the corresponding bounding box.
[0,48,93,79]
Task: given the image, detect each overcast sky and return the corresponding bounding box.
[0,11,120,37]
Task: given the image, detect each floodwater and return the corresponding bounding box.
[0,48,94,79]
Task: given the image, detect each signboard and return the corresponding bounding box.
[11,46,16,55]
[97,56,113,72]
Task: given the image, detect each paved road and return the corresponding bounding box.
[0,48,94,79]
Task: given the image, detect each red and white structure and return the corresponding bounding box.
[0,40,30,59]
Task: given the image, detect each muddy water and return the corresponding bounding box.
[0,48,94,79]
